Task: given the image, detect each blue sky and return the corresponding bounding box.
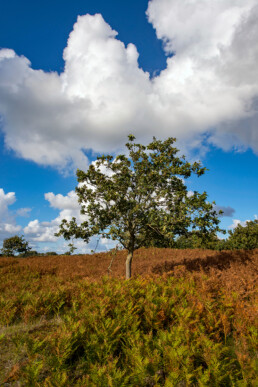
[0,0,257,253]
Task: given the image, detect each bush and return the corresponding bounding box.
[227,219,258,250]
[19,250,38,257]
[175,231,224,250]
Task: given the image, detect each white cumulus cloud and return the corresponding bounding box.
[0,1,258,171]
[23,187,114,253]
[0,188,22,241]
[23,190,86,242]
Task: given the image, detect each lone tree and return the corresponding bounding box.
[1,235,31,257]
[56,135,223,279]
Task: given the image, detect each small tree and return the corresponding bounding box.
[227,219,258,250]
[1,235,31,257]
[56,136,223,279]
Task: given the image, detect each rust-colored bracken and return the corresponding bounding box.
[1,248,257,294]
[0,248,257,385]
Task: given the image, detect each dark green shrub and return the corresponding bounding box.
[227,219,258,249]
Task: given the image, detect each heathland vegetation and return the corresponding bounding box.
[0,137,257,385]
[0,248,257,385]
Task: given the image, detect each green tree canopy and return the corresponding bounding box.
[56,135,223,278]
[1,235,31,257]
[227,219,258,250]
[175,230,221,250]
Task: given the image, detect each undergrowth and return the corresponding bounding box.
[0,255,257,386]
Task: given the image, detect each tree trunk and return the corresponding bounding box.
[125,251,133,279]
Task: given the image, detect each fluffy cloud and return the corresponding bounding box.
[23,188,115,253]
[45,191,79,210]
[0,187,71,246]
[0,1,258,171]
[23,219,57,243]
[0,188,21,241]
[24,190,86,242]
[148,0,258,150]
[147,0,255,57]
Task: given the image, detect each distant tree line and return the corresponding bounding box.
[172,219,258,250]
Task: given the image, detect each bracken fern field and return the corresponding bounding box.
[0,248,257,386]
